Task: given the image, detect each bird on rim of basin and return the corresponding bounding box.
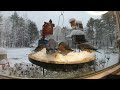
[77,43,102,54]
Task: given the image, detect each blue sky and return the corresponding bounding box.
[1,11,105,30]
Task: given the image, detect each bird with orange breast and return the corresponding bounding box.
[57,42,73,55]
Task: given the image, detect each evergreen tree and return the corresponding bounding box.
[28,20,39,45]
[101,11,117,47]
[86,11,117,48]
[86,17,95,40]
[10,11,20,47]
[0,12,3,46]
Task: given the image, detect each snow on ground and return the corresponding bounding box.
[94,49,119,71]
[1,48,119,70]
[7,48,33,67]
[72,48,119,71]
[6,48,119,70]
[0,48,119,78]
[0,47,7,54]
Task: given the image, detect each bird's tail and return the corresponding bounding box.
[92,48,102,54]
[96,50,102,54]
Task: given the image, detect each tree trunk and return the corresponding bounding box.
[114,11,120,63]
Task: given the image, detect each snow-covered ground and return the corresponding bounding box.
[7,48,33,67]
[95,49,119,71]
[0,48,119,79]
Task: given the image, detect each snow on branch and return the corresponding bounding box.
[76,20,82,24]
[69,18,76,23]
[66,30,85,38]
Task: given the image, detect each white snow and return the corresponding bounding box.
[31,48,96,64]
[69,18,76,23]
[76,20,82,24]
[0,48,119,79]
[30,39,39,48]
[0,48,118,69]
[0,47,7,54]
[93,49,119,71]
[6,48,32,67]
[66,30,85,38]
[0,59,9,64]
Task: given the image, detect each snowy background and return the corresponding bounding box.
[1,11,102,30]
[0,11,119,78]
[7,48,32,66]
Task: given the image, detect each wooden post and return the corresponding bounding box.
[114,11,120,63]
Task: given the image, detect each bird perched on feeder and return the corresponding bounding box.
[46,39,58,54]
[77,43,102,54]
[58,42,73,55]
